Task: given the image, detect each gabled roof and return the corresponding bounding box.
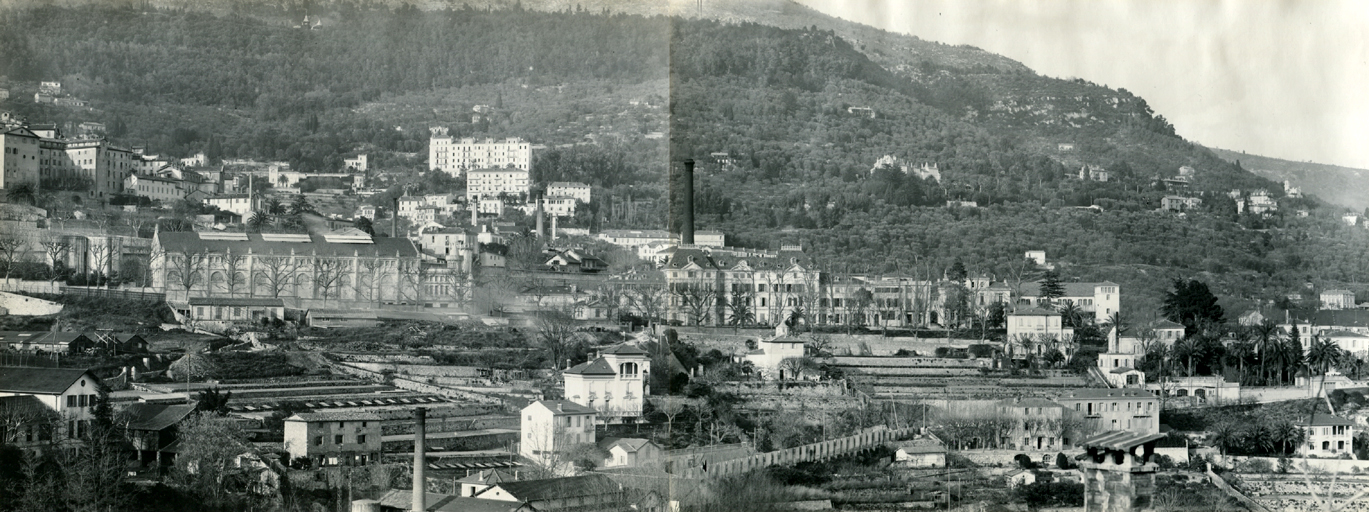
[600,344,647,356]
[456,469,518,486]
[599,437,655,453]
[1153,320,1185,330]
[489,474,620,502]
[895,438,947,454]
[0,367,99,394]
[120,403,198,431]
[0,395,56,419]
[525,400,596,416]
[564,358,616,376]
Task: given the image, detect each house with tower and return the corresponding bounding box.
[562,344,650,422]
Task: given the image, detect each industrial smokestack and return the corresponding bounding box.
[681,159,694,245]
[412,407,427,512]
[535,197,544,238]
[392,197,400,239]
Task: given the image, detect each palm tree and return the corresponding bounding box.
[1254,320,1280,385]
[5,183,37,205]
[1307,335,1344,394]
[1209,421,1239,457]
[247,211,271,232]
[1058,300,1083,329]
[266,198,285,215]
[1173,337,1200,377]
[1226,340,1255,385]
[1272,421,1303,456]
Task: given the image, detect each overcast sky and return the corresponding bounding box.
[795,0,1369,169]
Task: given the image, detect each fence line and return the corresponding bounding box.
[60,286,165,302]
[677,427,913,478]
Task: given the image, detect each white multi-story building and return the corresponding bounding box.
[1006,307,1075,357]
[546,182,591,204]
[417,229,475,259]
[563,344,650,421]
[466,169,530,203]
[283,412,383,466]
[125,174,188,203]
[343,154,367,172]
[38,136,136,199]
[1322,290,1357,310]
[520,400,597,476]
[428,128,531,177]
[1016,281,1120,322]
[1,127,41,191]
[1297,414,1355,458]
[206,194,253,217]
[1056,388,1159,435]
[0,367,104,441]
[598,229,725,249]
[744,332,806,380]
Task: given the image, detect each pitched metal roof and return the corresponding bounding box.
[1078,430,1166,451]
[0,367,99,394]
[120,403,198,431]
[564,358,616,376]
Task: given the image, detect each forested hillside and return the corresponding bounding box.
[1,1,1367,314]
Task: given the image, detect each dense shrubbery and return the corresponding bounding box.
[1016,481,1084,508]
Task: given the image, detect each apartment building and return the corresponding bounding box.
[466,168,530,203]
[428,127,531,176]
[1056,389,1160,435]
[0,127,41,191]
[283,412,383,466]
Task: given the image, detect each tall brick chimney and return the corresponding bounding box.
[680,159,694,245]
[412,407,427,512]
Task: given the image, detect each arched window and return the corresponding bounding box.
[619,362,638,378]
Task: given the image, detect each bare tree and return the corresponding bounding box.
[86,237,115,284]
[671,282,717,326]
[254,254,299,298]
[312,257,350,306]
[626,283,668,328]
[471,271,519,316]
[144,244,165,288]
[354,256,382,305]
[0,235,27,280]
[535,305,580,370]
[167,247,209,294]
[37,233,72,282]
[220,251,248,297]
